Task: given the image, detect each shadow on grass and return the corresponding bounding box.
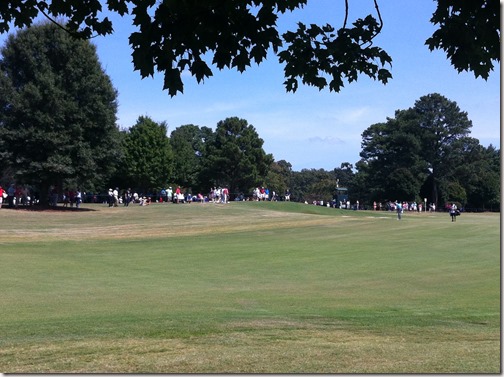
[2,205,97,212]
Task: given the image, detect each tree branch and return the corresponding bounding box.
[343,0,349,29]
[357,0,383,48]
[369,0,383,43]
[36,4,97,39]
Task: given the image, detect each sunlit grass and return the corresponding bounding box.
[0,202,500,373]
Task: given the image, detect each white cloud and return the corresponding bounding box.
[308,136,345,145]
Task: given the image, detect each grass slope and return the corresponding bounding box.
[0,202,500,373]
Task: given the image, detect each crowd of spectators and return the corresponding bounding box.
[0,182,454,214]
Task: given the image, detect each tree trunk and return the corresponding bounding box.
[38,182,50,207]
[432,177,439,210]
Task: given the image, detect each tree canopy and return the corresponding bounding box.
[0,22,120,204]
[118,116,173,192]
[170,124,213,190]
[0,0,499,95]
[200,117,273,194]
[355,93,499,209]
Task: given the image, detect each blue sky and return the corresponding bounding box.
[3,1,501,171]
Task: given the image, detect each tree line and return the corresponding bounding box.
[111,115,273,199]
[0,23,499,210]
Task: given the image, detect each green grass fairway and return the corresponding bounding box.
[0,202,500,373]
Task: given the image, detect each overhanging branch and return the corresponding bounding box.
[36,4,98,39]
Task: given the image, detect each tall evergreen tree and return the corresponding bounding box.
[413,93,473,206]
[170,124,213,192]
[0,23,120,204]
[359,109,428,202]
[200,117,273,195]
[356,93,487,208]
[120,116,173,193]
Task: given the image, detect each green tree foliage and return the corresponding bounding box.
[120,116,173,192]
[200,117,273,195]
[471,145,500,210]
[170,124,213,192]
[0,23,120,204]
[264,159,293,199]
[446,139,500,210]
[413,93,473,206]
[290,168,336,203]
[0,1,498,96]
[264,163,356,204]
[356,93,499,209]
[358,109,429,202]
[426,0,500,79]
[333,162,354,188]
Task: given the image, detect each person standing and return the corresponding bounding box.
[123,188,132,206]
[7,183,15,208]
[14,185,23,208]
[450,203,459,222]
[175,186,181,204]
[0,185,5,209]
[50,186,59,206]
[167,187,173,203]
[68,189,75,208]
[160,188,167,203]
[108,188,114,207]
[113,187,119,207]
[396,201,403,220]
[285,189,291,201]
[63,188,70,207]
[222,187,229,204]
[75,188,82,208]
